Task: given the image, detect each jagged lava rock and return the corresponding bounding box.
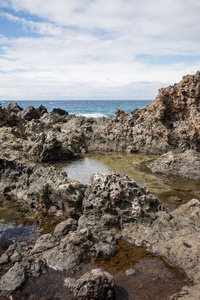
[86,71,200,154]
[82,172,164,229]
[0,156,86,219]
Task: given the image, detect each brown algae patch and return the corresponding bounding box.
[11,240,190,300]
[84,240,190,300]
[92,240,155,274]
[0,196,60,244]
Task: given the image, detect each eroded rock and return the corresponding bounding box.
[83,173,164,228]
[72,268,116,300]
[148,150,200,180]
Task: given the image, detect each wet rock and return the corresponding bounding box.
[148,150,200,180]
[0,72,200,298]
[94,242,118,258]
[30,258,47,277]
[72,268,116,300]
[64,277,77,289]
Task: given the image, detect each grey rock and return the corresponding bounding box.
[6,102,23,114]
[52,108,68,115]
[10,251,22,263]
[19,106,41,121]
[64,277,77,289]
[148,150,200,180]
[30,258,47,277]
[54,218,77,237]
[31,234,59,255]
[125,268,137,276]
[0,262,27,291]
[83,173,164,228]
[72,268,116,300]
[0,253,9,264]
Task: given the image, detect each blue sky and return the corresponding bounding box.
[0,0,200,100]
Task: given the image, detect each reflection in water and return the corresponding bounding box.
[55,157,110,183]
[57,152,200,209]
[0,196,60,245]
[13,241,190,300]
[0,153,195,299]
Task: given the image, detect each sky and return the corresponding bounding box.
[0,0,200,100]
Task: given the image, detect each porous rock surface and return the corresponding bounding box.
[0,72,200,299]
[1,71,200,158]
[72,268,116,300]
[123,198,200,299]
[83,71,200,154]
[0,172,165,293]
[0,155,86,219]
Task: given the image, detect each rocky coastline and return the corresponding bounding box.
[0,71,200,299]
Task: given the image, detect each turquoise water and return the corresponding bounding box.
[0,100,152,117]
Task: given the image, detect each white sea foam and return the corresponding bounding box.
[77,113,107,118]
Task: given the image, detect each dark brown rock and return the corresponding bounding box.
[6,102,23,114]
[19,106,41,121]
[52,108,68,115]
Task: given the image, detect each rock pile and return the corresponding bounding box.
[0,71,200,299]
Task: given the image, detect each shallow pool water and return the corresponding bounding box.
[55,151,200,209]
[0,196,60,245]
[11,240,190,300]
[0,152,198,299]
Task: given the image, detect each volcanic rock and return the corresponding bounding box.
[72,268,116,300]
[148,149,200,180]
[52,108,68,115]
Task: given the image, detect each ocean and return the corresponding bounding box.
[0,100,152,117]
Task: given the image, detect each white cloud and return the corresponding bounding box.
[0,0,199,99]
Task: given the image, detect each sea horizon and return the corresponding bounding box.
[0,99,152,118]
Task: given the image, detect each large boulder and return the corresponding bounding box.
[72,268,116,300]
[87,71,200,154]
[0,156,86,219]
[148,150,200,180]
[82,173,164,229]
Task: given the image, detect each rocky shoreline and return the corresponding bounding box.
[0,71,200,299]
